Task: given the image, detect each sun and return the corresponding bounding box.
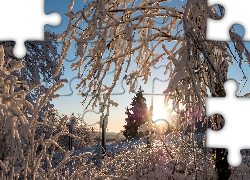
[152,106,169,125]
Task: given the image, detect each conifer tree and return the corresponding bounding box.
[123,86,148,138]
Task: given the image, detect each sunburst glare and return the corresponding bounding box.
[152,105,169,125]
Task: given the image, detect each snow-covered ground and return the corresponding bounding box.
[48,133,250,179]
[48,133,214,179]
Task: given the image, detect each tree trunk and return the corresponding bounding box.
[212,82,231,179]
[214,148,230,179]
[102,116,106,155]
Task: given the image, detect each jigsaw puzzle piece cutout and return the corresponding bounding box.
[149,94,172,134]
[206,0,250,41]
[130,61,171,96]
[226,24,250,97]
[56,42,113,64]
[59,73,127,97]
[58,76,85,97]
[81,109,102,127]
[0,0,61,58]
[55,42,79,63]
[80,76,126,96]
[60,41,117,71]
[132,76,171,97]
[64,54,170,97]
[206,79,250,167]
[133,40,174,95]
[80,108,125,141]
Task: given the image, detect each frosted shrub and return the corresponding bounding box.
[76,131,216,180]
[0,32,64,123]
[35,108,61,143]
[72,119,97,149]
[56,116,98,150]
[0,46,92,179]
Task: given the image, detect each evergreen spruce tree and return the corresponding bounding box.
[123,86,148,138]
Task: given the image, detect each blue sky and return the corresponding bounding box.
[44,0,250,133]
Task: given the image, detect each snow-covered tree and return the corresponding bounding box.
[123,86,148,138]
[0,45,89,179]
[54,0,250,178]
[1,31,64,121]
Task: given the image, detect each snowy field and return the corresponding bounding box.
[46,133,250,179]
[42,133,215,179]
